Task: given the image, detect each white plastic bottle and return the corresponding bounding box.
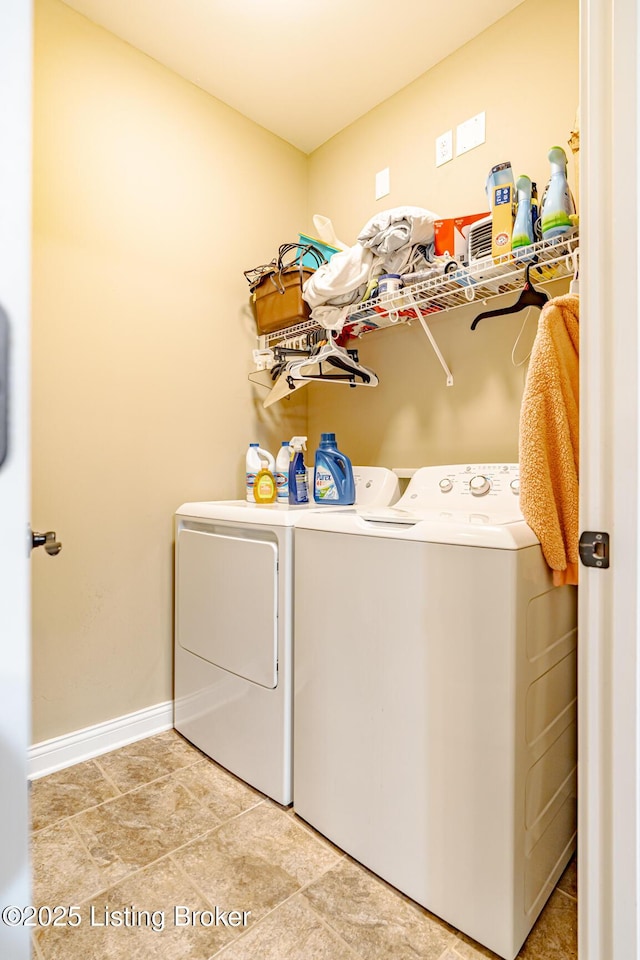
[275,441,291,504]
[246,444,274,502]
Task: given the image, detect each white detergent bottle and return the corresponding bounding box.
[275,441,291,504]
[246,443,274,502]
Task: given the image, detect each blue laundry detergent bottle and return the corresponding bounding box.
[313,433,355,505]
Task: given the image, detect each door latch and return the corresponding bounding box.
[579,530,610,569]
[31,530,62,556]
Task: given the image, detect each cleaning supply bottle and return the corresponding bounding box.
[540,146,576,240]
[288,437,309,505]
[254,466,277,503]
[245,443,274,502]
[313,433,355,505]
[531,181,540,240]
[275,441,291,504]
[512,175,535,260]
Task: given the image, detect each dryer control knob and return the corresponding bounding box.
[439,478,453,493]
[469,475,491,496]
[510,478,520,495]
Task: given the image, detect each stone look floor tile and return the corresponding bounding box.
[556,856,577,900]
[31,820,131,907]
[36,857,237,960]
[174,759,263,824]
[214,895,360,960]
[516,890,577,960]
[453,888,577,960]
[94,731,202,792]
[30,736,579,960]
[171,802,341,925]
[452,933,502,959]
[31,760,120,831]
[72,775,220,872]
[31,933,46,960]
[302,858,455,960]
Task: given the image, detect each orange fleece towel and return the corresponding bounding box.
[519,293,579,586]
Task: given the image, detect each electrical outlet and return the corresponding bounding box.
[435,130,453,167]
[375,167,390,200]
[456,112,486,156]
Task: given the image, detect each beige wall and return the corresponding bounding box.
[32,0,579,743]
[306,0,579,468]
[31,0,307,742]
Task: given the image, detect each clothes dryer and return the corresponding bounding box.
[174,466,399,805]
[293,463,577,960]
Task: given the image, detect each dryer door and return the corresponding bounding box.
[177,527,278,688]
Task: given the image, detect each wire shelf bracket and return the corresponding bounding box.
[404,291,454,386]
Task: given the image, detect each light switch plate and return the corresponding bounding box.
[375,167,390,200]
[435,130,453,167]
[456,112,486,156]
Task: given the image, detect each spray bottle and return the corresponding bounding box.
[531,181,540,240]
[540,146,576,240]
[511,175,534,253]
[275,441,291,504]
[245,443,275,503]
[512,175,535,261]
[288,437,309,505]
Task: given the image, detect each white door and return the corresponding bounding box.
[0,2,33,957]
[579,0,640,956]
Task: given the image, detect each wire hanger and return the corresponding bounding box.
[470,262,549,331]
[262,332,378,408]
[284,332,378,387]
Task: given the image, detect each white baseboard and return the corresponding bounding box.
[28,700,174,780]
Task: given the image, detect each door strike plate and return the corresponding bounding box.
[579,531,610,569]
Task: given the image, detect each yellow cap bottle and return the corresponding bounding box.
[254,468,277,504]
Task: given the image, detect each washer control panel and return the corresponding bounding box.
[398,464,521,511]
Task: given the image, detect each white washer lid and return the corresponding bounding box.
[294,508,538,549]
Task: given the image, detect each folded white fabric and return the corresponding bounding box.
[302,206,440,332]
[303,244,375,309]
[307,305,350,332]
[357,205,439,257]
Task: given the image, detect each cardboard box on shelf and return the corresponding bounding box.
[434,212,490,263]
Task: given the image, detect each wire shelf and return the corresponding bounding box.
[341,232,579,338]
[255,232,579,386]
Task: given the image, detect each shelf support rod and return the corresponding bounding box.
[405,293,454,386]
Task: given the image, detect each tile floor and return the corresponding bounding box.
[29,730,577,960]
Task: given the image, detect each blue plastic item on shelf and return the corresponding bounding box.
[297,234,340,268]
[313,433,355,505]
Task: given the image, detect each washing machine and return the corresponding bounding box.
[293,463,577,960]
[173,466,399,806]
